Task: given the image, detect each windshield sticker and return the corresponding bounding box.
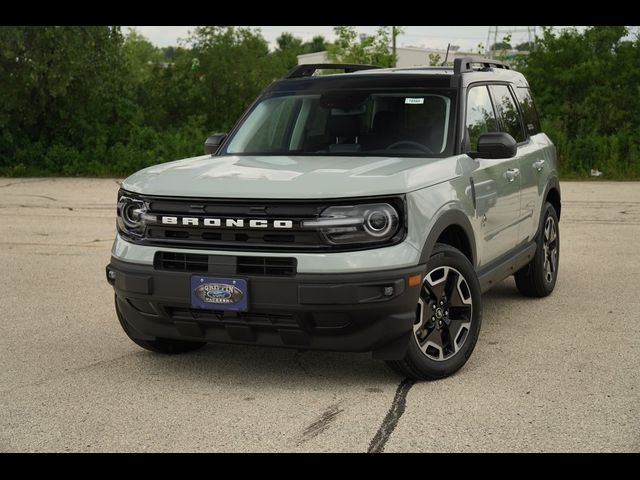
[405,98,425,105]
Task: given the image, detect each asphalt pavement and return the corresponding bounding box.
[0,178,638,452]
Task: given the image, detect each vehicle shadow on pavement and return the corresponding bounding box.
[120,343,400,388]
[113,280,529,389]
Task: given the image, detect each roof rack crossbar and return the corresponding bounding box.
[453,57,511,75]
[284,63,381,79]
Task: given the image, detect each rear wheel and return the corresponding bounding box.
[515,202,560,297]
[386,244,482,380]
[115,296,206,354]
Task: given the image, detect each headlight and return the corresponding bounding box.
[116,193,155,238]
[302,203,402,245]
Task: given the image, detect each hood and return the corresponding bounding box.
[122,154,464,199]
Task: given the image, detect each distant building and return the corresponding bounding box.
[297,46,477,68]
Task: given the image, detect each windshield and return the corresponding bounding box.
[224,89,455,157]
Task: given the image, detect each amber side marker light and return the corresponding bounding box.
[408,274,422,287]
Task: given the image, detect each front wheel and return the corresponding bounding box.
[386,244,483,380]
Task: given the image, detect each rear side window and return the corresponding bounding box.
[514,87,542,135]
[466,86,498,151]
[489,85,527,143]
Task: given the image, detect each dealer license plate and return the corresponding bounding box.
[190,276,248,312]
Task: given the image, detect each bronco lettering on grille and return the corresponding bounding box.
[160,217,294,229]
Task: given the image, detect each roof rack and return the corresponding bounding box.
[284,63,381,79]
[453,57,511,75]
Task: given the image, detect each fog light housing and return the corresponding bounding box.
[106,267,116,285]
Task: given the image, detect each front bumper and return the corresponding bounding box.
[107,257,425,359]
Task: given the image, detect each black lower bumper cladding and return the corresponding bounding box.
[107,257,425,360]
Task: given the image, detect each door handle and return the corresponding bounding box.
[505,168,520,182]
[533,159,545,172]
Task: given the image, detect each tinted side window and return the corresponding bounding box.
[466,86,498,150]
[515,87,541,135]
[489,85,526,143]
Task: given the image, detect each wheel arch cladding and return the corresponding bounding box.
[419,209,476,267]
[546,185,561,220]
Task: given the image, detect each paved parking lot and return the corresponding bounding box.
[1,178,639,452]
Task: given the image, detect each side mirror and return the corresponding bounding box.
[204,133,227,155]
[471,132,517,159]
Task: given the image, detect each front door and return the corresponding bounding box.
[466,84,521,267]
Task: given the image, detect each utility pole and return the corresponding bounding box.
[392,26,397,67]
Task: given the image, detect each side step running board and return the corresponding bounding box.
[477,241,537,293]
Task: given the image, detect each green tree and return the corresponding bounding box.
[327,26,399,67]
[0,26,136,173]
[515,41,534,51]
[123,28,164,83]
[271,33,328,71]
[187,26,284,132]
[272,32,305,70]
[492,33,513,61]
[302,35,327,54]
[521,26,640,178]
[276,32,302,52]
[162,46,177,60]
[2,26,638,179]
[490,41,512,51]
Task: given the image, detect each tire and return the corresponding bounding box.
[514,202,560,298]
[386,243,483,380]
[115,296,206,354]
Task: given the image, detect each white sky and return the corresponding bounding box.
[125,26,549,51]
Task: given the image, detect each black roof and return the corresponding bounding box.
[273,58,529,92]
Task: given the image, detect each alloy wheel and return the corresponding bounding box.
[413,266,473,361]
[542,216,558,284]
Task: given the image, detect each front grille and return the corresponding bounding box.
[146,226,321,248]
[237,256,296,276]
[155,252,297,276]
[166,307,297,327]
[156,252,209,272]
[143,198,325,251]
[119,192,406,252]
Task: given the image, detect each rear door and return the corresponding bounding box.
[466,84,521,266]
[513,87,547,242]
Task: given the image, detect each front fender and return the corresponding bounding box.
[417,207,477,266]
[406,179,477,268]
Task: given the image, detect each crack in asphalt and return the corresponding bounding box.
[0,351,142,396]
[298,404,344,445]
[0,241,109,248]
[367,378,415,453]
[0,179,49,188]
[4,193,59,201]
[0,204,111,210]
[293,351,310,376]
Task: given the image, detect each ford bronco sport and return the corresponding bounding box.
[106,57,561,380]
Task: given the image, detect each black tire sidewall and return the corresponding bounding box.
[405,244,483,378]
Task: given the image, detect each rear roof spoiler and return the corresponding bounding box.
[453,57,511,74]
